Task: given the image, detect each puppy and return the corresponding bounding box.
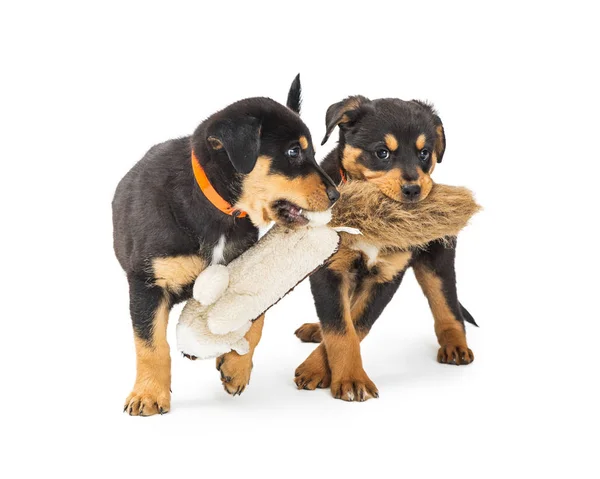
[293,96,477,401]
[113,76,339,415]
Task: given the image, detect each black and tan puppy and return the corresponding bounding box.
[294,96,477,401]
[113,76,339,416]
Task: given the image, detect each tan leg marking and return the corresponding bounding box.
[294,343,331,390]
[294,322,323,343]
[413,264,474,365]
[124,297,171,416]
[216,314,265,395]
[152,255,206,294]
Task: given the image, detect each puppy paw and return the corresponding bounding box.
[124,384,170,416]
[294,323,322,343]
[294,358,331,390]
[437,344,474,365]
[216,351,252,396]
[331,372,378,402]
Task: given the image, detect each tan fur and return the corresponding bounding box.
[152,255,206,294]
[435,126,444,156]
[341,145,365,180]
[416,134,426,150]
[430,152,438,173]
[299,135,309,150]
[323,331,378,401]
[124,297,171,416]
[384,133,399,151]
[418,169,433,199]
[216,314,265,395]
[330,181,481,251]
[294,342,331,389]
[413,264,473,364]
[236,156,330,226]
[370,168,403,200]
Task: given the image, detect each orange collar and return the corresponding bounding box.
[339,168,347,184]
[191,150,247,218]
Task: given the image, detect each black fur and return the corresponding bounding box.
[286,73,302,114]
[310,96,476,347]
[113,76,337,345]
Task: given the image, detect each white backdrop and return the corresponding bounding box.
[1,1,598,478]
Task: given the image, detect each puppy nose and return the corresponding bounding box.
[326,185,340,205]
[401,184,421,201]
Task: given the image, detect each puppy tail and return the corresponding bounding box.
[459,302,478,327]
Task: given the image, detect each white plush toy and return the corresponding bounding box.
[176,210,359,360]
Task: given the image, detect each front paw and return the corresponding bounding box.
[294,323,323,343]
[124,384,170,416]
[216,351,253,396]
[331,371,378,402]
[437,344,474,365]
[295,357,331,390]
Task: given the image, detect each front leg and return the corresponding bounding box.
[413,240,474,365]
[215,314,265,396]
[295,268,407,394]
[304,266,377,401]
[124,275,172,416]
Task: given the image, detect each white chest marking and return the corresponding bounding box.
[211,235,227,265]
[352,240,380,267]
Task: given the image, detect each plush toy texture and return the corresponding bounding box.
[176,181,480,361]
[331,182,481,251]
[176,223,343,360]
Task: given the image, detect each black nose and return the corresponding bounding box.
[401,184,421,201]
[326,185,340,205]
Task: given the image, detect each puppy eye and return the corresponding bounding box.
[376,148,390,160]
[419,149,430,162]
[286,146,301,158]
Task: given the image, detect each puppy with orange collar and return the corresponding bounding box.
[294,96,477,401]
[113,76,339,415]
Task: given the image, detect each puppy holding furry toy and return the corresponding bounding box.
[294,96,479,401]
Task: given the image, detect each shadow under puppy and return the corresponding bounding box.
[294,96,477,401]
[113,76,339,416]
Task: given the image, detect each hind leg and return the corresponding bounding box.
[124,274,172,416]
[413,241,474,365]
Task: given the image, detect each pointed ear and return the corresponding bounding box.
[322,95,370,145]
[411,100,446,163]
[206,117,261,174]
[286,74,302,114]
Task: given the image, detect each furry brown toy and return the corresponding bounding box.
[331,181,481,251]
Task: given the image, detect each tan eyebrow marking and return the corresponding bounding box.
[416,134,426,150]
[299,136,309,150]
[384,133,398,151]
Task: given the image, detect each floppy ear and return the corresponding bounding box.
[411,100,446,163]
[286,73,302,114]
[322,95,370,145]
[206,117,261,174]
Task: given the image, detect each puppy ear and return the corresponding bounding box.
[411,100,446,163]
[322,95,370,145]
[286,73,302,114]
[206,117,261,174]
